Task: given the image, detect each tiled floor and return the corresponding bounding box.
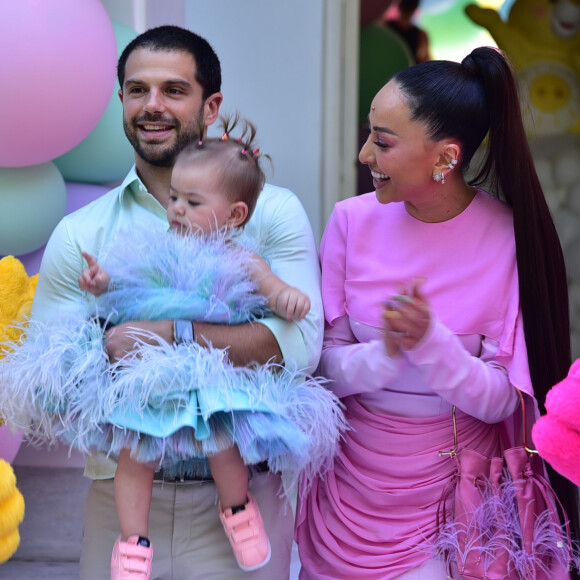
[1,466,301,579]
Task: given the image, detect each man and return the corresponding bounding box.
[31,25,323,580]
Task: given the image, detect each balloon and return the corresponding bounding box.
[359,25,413,122]
[14,181,110,276]
[418,0,486,59]
[65,181,111,214]
[54,21,138,184]
[0,163,66,256]
[0,0,117,167]
[0,426,23,464]
[15,246,45,279]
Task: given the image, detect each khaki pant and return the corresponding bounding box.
[80,471,294,580]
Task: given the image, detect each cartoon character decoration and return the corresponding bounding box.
[0,256,38,348]
[466,0,580,136]
[0,256,34,563]
[0,459,24,564]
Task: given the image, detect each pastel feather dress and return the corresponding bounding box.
[0,230,345,491]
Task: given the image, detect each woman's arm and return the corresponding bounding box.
[318,316,404,398]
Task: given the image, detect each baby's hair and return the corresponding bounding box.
[176,113,272,226]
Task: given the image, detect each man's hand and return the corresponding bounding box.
[104,319,173,362]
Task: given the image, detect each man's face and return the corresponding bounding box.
[119,48,208,167]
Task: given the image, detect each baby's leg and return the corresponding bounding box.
[114,448,156,540]
[210,446,271,571]
[208,445,248,510]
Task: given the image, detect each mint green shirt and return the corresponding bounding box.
[31,166,323,479]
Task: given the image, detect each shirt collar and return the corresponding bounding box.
[117,165,142,202]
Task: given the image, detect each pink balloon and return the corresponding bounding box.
[0,425,23,464]
[0,0,117,167]
[15,181,110,276]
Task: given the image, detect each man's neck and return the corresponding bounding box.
[135,160,173,209]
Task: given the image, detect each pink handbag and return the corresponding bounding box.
[435,392,574,579]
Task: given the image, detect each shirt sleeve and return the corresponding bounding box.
[405,316,520,423]
[30,217,87,323]
[318,315,404,398]
[251,187,324,374]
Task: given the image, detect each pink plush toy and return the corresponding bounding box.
[532,358,580,486]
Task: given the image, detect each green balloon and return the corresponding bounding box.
[54,20,138,184]
[359,25,414,123]
[0,163,66,255]
[418,0,483,53]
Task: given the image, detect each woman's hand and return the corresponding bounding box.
[382,279,431,355]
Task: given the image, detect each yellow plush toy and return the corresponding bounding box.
[0,459,24,564]
[0,256,38,354]
[0,255,36,563]
[466,0,580,136]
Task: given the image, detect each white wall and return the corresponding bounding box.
[183,0,354,242]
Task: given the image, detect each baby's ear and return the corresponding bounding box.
[228,202,249,228]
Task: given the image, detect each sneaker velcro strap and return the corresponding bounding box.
[120,545,152,573]
[229,525,259,543]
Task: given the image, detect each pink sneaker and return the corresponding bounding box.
[219,493,271,571]
[111,535,153,580]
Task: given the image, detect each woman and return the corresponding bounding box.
[295,47,578,579]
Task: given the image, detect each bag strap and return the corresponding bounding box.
[438,405,458,457]
[438,389,538,456]
[516,389,539,455]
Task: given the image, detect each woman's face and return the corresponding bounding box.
[359,81,443,211]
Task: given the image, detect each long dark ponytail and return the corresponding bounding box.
[465,48,577,563]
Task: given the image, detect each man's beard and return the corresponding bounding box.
[123,108,205,167]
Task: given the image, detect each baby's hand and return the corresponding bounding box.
[78,251,110,296]
[274,287,311,321]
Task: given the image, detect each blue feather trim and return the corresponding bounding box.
[96,228,271,325]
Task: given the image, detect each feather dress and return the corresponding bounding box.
[0,230,345,492]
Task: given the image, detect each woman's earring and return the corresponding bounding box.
[448,159,458,169]
[433,171,445,184]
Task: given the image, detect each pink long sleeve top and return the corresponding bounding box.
[318,190,532,419]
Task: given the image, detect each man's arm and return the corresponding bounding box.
[105,319,281,367]
[31,218,87,323]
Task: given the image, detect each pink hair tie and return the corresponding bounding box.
[252,148,260,155]
[221,133,228,141]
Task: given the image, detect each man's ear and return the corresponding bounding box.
[228,201,249,228]
[203,92,224,129]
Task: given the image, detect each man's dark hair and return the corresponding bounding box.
[117,25,221,99]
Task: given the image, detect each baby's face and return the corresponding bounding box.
[167,161,233,236]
